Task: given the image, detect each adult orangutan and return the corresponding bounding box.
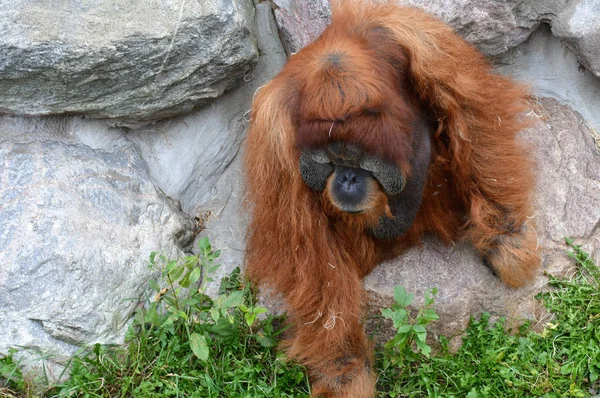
[243,1,540,396]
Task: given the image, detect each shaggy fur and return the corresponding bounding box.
[244,2,540,396]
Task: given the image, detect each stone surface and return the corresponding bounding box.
[0,116,194,375]
[365,98,600,344]
[552,0,600,78]
[127,1,287,218]
[272,0,600,77]
[397,0,535,56]
[193,2,289,297]
[496,24,600,134]
[0,0,257,124]
[272,0,331,54]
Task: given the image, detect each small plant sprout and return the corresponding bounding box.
[381,286,440,364]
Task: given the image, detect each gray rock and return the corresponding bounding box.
[552,0,600,78]
[127,1,287,218]
[198,155,249,297]
[272,0,331,54]
[397,0,534,56]
[0,116,194,375]
[192,2,289,297]
[0,0,257,124]
[496,24,600,134]
[365,98,600,344]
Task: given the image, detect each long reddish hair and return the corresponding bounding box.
[244,1,538,396]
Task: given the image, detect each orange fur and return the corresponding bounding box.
[244,1,540,396]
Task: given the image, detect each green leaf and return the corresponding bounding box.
[166,260,178,273]
[420,308,439,323]
[561,362,573,375]
[210,307,220,322]
[590,368,599,382]
[144,304,159,326]
[381,308,394,319]
[397,325,412,334]
[415,332,427,343]
[198,237,210,251]
[416,339,432,357]
[169,264,185,282]
[255,332,276,348]
[148,279,161,292]
[179,272,192,288]
[190,333,209,361]
[412,324,426,334]
[394,286,408,306]
[424,288,437,306]
[207,264,221,274]
[245,313,257,327]
[162,313,178,327]
[466,388,479,398]
[189,267,201,284]
[221,290,245,309]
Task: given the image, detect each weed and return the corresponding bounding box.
[46,237,310,397]
[2,238,598,397]
[1,348,29,398]
[380,286,440,365]
[376,238,600,397]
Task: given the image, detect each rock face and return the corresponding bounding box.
[496,24,600,142]
[552,0,600,79]
[273,0,600,78]
[0,117,194,374]
[192,2,288,297]
[126,3,288,297]
[0,0,257,124]
[366,99,600,344]
[127,2,287,218]
[272,0,331,55]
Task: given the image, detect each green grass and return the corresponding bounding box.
[376,238,600,397]
[1,238,598,397]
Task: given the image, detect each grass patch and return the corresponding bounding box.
[376,238,600,397]
[1,238,598,397]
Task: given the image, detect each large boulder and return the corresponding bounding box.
[0,0,257,125]
[496,24,600,144]
[0,116,194,374]
[127,2,287,218]
[126,2,288,297]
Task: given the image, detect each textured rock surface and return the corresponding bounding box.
[552,0,600,78]
[0,116,194,374]
[365,98,600,344]
[0,0,257,124]
[272,0,600,77]
[496,24,600,135]
[128,2,287,217]
[192,2,288,297]
[272,0,331,54]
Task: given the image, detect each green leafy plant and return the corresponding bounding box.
[4,237,599,397]
[1,348,28,397]
[47,237,309,397]
[377,238,600,397]
[381,286,440,364]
